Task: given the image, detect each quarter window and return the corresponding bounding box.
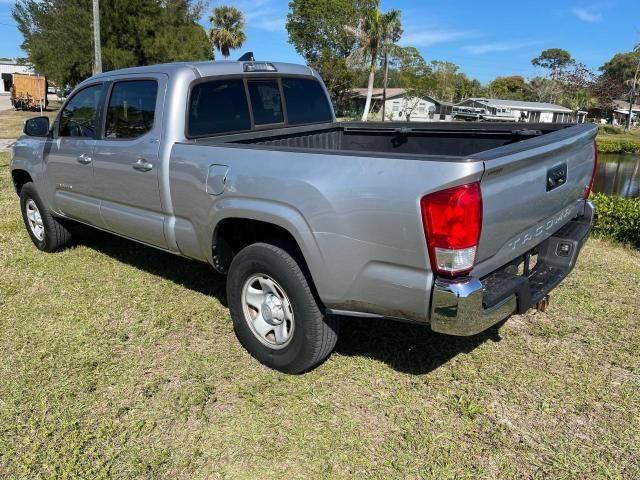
[105,80,158,139]
[282,78,332,125]
[247,80,283,125]
[188,79,251,137]
[58,84,103,137]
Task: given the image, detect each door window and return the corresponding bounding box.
[58,84,103,137]
[105,80,158,139]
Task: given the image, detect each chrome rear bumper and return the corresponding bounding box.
[430,201,594,336]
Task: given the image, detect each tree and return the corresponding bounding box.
[13,0,211,87]
[286,0,377,114]
[529,76,562,103]
[209,5,246,59]
[600,50,640,83]
[532,48,574,79]
[345,8,402,121]
[488,76,532,100]
[557,63,596,119]
[398,47,434,120]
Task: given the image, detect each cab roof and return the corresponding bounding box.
[84,61,316,83]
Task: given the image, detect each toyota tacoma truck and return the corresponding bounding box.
[10,60,597,373]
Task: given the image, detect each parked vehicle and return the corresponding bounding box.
[10,60,597,373]
[10,73,48,111]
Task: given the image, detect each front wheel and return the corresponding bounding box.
[227,242,339,373]
[19,182,72,252]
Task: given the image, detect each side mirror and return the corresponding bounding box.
[24,116,50,137]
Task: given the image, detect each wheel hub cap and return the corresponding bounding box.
[241,274,295,349]
[261,294,284,325]
[25,199,44,241]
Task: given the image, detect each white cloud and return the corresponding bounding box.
[464,41,537,55]
[401,29,471,47]
[571,8,601,22]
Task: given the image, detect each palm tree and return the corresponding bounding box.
[346,9,402,121]
[209,6,246,59]
[625,42,640,130]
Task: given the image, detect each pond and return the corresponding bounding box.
[593,152,640,198]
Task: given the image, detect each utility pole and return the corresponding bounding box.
[92,0,102,75]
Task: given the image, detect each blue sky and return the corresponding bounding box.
[0,0,638,83]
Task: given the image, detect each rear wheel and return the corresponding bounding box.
[227,242,338,373]
[19,182,72,252]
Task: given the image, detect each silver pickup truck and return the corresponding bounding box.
[10,60,597,373]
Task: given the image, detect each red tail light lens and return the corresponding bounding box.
[584,141,598,199]
[421,182,482,276]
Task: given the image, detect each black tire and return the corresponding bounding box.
[227,242,339,373]
[19,182,72,252]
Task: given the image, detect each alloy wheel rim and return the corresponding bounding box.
[241,274,295,349]
[25,199,45,241]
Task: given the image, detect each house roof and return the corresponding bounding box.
[461,98,572,113]
[349,88,407,100]
[612,100,640,113]
[348,88,449,105]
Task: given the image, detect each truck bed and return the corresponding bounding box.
[196,121,578,158]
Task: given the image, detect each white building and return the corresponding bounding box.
[349,88,451,122]
[456,98,581,123]
[0,60,33,95]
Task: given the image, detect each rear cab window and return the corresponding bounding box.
[186,75,332,138]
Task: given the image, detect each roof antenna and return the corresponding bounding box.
[238,52,255,61]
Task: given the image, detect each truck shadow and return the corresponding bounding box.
[335,318,503,375]
[335,318,501,375]
[76,227,502,376]
[76,227,228,306]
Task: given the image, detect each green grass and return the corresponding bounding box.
[0,103,60,139]
[596,126,640,153]
[1,150,639,478]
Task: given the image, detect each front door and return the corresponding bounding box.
[45,83,104,223]
[92,76,167,248]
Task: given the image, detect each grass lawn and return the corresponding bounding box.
[596,125,640,153]
[1,150,639,478]
[0,103,61,139]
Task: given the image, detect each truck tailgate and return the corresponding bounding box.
[472,123,597,277]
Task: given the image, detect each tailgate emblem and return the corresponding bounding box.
[547,164,567,192]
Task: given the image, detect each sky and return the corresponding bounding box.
[0,0,639,83]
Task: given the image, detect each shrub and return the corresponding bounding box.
[590,192,640,248]
[596,138,640,153]
[597,124,625,135]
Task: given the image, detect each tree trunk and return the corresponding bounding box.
[381,50,389,122]
[361,62,376,122]
[626,60,639,131]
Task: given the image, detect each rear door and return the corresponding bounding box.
[472,124,597,277]
[92,75,167,248]
[45,83,104,223]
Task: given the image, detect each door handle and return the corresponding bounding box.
[77,153,92,165]
[132,158,153,172]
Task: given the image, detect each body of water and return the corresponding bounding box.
[593,152,640,198]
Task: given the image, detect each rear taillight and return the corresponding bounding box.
[584,141,598,199]
[421,182,482,277]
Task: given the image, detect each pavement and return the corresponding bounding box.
[0,139,16,152]
[0,94,12,111]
